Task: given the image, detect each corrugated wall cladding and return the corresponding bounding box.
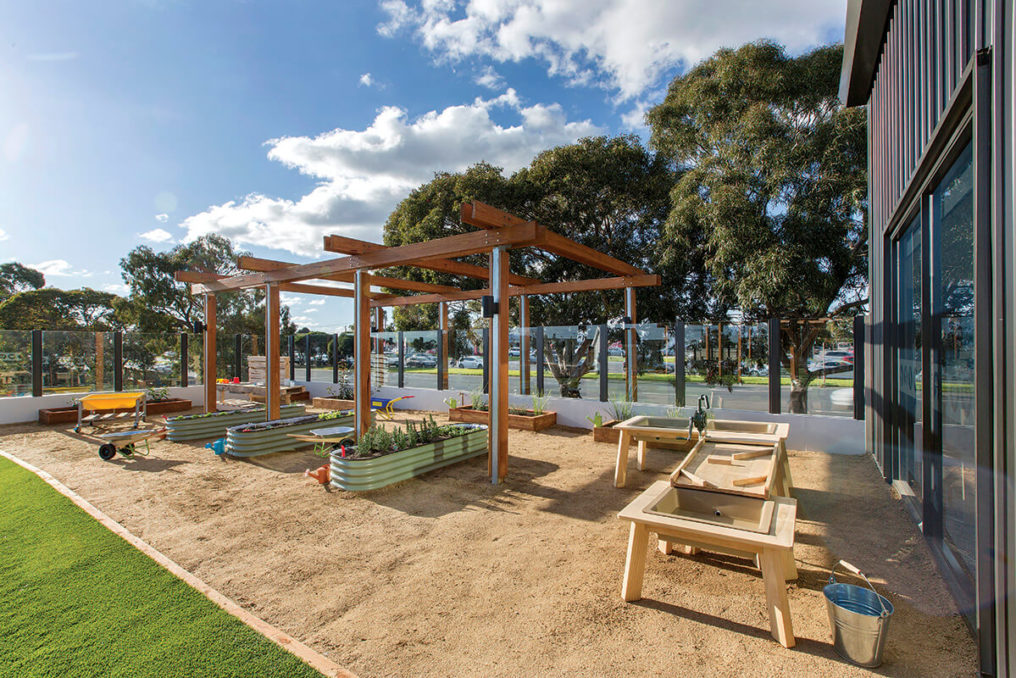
[869,0,977,233]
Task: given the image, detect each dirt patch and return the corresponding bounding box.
[0,410,977,677]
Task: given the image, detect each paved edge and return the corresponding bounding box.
[0,450,357,678]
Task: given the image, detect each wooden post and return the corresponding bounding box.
[439,301,449,390]
[354,271,372,437]
[519,295,530,395]
[203,294,217,413]
[489,246,509,483]
[95,332,105,391]
[265,283,281,421]
[625,287,637,401]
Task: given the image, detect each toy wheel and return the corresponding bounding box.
[339,438,355,448]
[121,443,135,457]
[98,444,117,461]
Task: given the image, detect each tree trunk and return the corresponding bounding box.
[781,320,820,414]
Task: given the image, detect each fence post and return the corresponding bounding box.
[853,314,865,420]
[435,329,444,391]
[31,329,42,397]
[113,331,124,391]
[535,326,545,395]
[304,334,311,382]
[768,318,781,414]
[482,327,490,394]
[598,324,608,402]
[179,332,188,387]
[398,330,405,389]
[332,333,339,383]
[674,320,685,407]
[234,334,242,381]
[288,335,295,382]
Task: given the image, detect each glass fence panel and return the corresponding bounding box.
[291,333,309,380]
[123,333,181,389]
[781,318,854,416]
[403,330,439,389]
[214,333,233,381]
[187,333,203,385]
[542,325,598,399]
[370,332,400,389]
[41,331,114,394]
[631,322,673,406]
[0,330,32,397]
[606,323,628,402]
[448,327,484,396]
[242,335,265,382]
[307,333,331,381]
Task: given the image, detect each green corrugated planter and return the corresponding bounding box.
[330,423,488,491]
[165,404,306,441]
[225,411,354,457]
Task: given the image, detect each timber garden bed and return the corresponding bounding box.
[330,420,488,491]
[38,397,192,425]
[447,405,556,431]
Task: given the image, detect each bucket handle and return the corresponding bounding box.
[829,560,890,618]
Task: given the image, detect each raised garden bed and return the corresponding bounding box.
[448,405,556,432]
[312,397,355,411]
[592,419,621,444]
[330,423,488,491]
[225,411,355,457]
[165,404,306,441]
[38,398,191,425]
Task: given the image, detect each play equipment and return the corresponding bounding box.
[205,437,227,456]
[286,425,355,456]
[370,394,415,420]
[73,392,147,433]
[92,427,167,461]
[824,560,894,667]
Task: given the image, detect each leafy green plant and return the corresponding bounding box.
[608,399,635,422]
[145,386,170,402]
[325,368,355,400]
[318,409,353,421]
[532,390,548,416]
[587,412,605,427]
[352,416,468,457]
[469,389,487,411]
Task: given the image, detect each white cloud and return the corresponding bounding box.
[475,65,505,90]
[139,227,175,243]
[31,259,91,278]
[155,213,169,222]
[102,283,129,295]
[359,72,375,87]
[308,299,326,306]
[280,293,303,305]
[0,228,8,242]
[180,90,601,256]
[377,0,846,100]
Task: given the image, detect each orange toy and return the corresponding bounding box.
[305,464,330,484]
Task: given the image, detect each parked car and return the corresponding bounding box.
[385,354,400,368]
[608,346,624,357]
[406,353,436,368]
[508,347,521,357]
[457,356,484,369]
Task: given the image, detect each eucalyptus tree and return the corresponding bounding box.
[647,41,868,412]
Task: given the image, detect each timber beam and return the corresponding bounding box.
[370,274,661,308]
[237,256,462,295]
[191,224,541,294]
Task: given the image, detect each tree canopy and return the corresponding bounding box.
[0,263,45,304]
[647,41,867,411]
[0,288,120,331]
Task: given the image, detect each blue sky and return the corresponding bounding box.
[1,0,845,331]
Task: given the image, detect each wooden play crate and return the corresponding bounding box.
[248,356,290,383]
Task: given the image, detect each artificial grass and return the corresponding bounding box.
[0,457,325,678]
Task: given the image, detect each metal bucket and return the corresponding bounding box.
[823,560,894,667]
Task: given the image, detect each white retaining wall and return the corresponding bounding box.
[292,381,866,456]
[0,385,205,426]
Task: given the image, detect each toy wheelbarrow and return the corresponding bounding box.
[286,425,356,456]
[94,427,167,461]
[370,394,414,421]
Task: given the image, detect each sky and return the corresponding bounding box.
[1,0,846,332]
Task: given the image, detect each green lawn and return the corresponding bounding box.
[0,457,324,678]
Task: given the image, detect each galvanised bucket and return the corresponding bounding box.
[823,560,894,668]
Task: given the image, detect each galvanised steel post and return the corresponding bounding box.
[598,323,608,402]
[31,330,42,397]
[304,333,311,382]
[398,330,405,389]
[768,318,781,414]
[288,335,295,382]
[674,320,686,407]
[113,331,124,392]
[535,326,545,395]
[179,333,188,387]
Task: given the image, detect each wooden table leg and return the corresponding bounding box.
[621,522,649,602]
[759,548,795,648]
[781,547,798,581]
[658,538,673,555]
[614,431,631,487]
[636,439,648,471]
[779,441,794,494]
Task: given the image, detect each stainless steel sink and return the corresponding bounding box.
[645,486,776,534]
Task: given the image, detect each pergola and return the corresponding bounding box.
[177,202,659,483]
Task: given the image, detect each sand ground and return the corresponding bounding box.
[0,410,977,677]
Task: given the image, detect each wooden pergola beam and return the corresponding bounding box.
[370,273,661,308]
[323,235,541,287]
[461,201,646,277]
[191,224,540,294]
[238,256,461,295]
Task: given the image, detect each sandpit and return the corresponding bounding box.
[0,410,976,677]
